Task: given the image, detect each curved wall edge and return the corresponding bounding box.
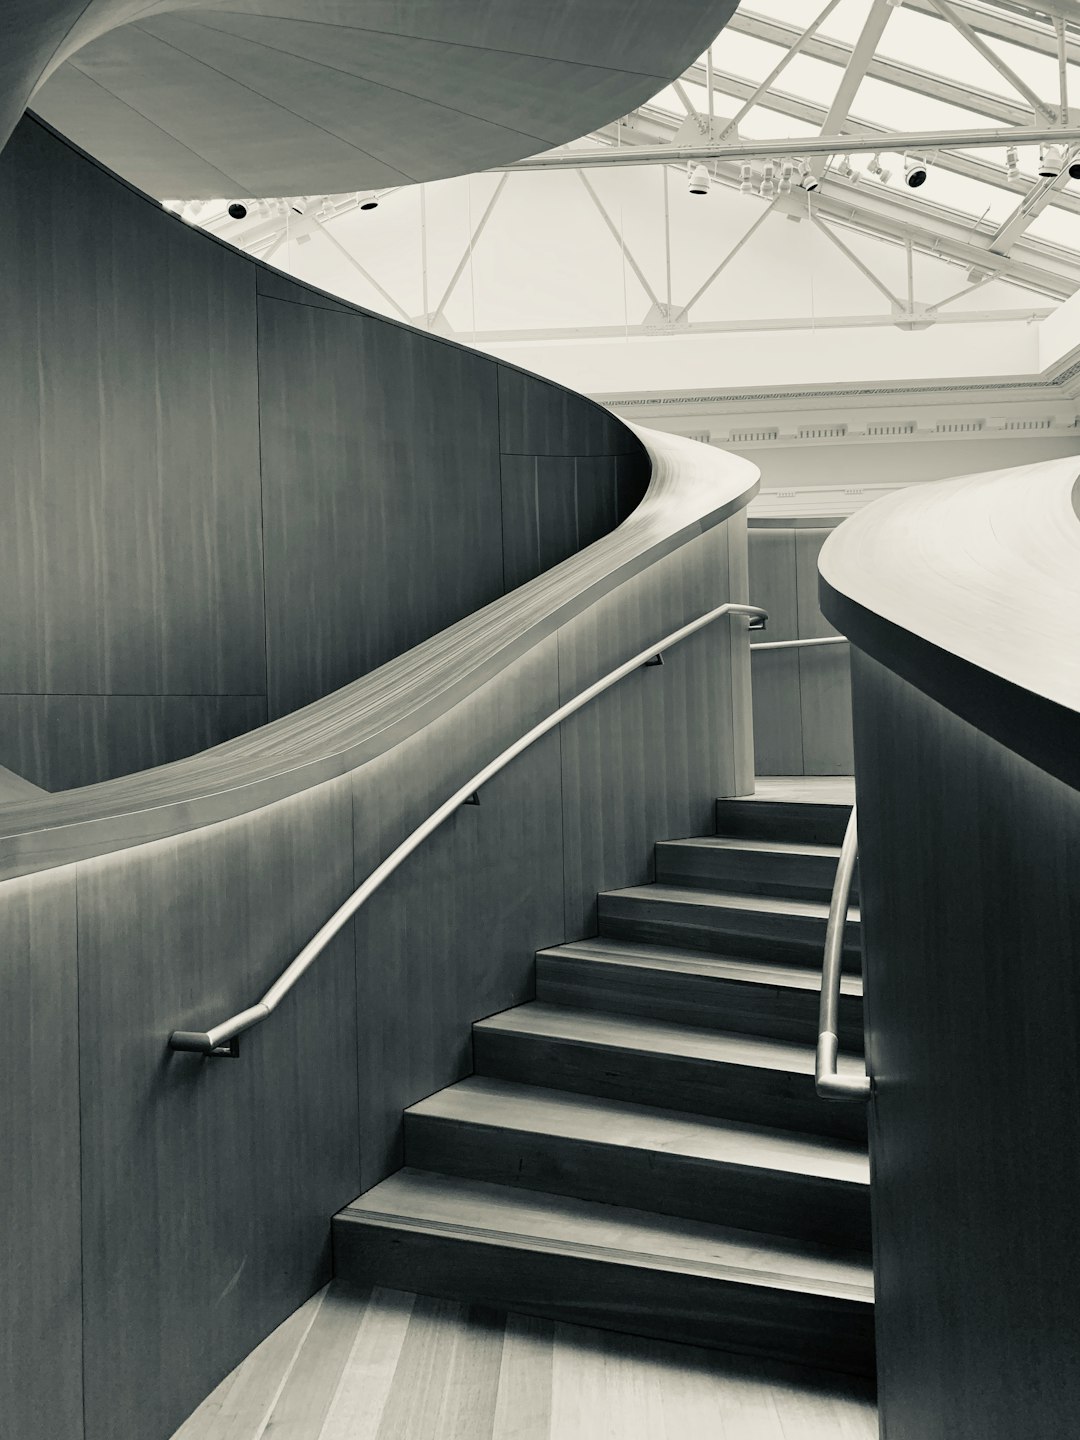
[0,112,656,815]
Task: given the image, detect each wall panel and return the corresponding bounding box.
[0,866,82,1440]
[852,649,1080,1440]
[749,523,853,775]
[76,778,359,1440]
[0,117,648,790]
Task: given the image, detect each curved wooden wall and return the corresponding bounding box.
[0,114,648,792]
[819,458,1080,1440]
[0,110,760,1440]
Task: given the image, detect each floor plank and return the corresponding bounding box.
[173,1283,877,1440]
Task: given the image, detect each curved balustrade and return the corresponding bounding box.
[819,455,1080,788]
[0,423,757,883]
[817,456,1080,1440]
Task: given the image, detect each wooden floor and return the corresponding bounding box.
[750,776,856,805]
[173,1283,877,1440]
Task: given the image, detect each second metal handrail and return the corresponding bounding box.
[816,803,871,1100]
[170,600,767,1056]
[750,635,848,651]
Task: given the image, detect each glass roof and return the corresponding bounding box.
[181,1,1080,346]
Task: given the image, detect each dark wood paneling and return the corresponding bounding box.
[257,298,506,718]
[851,648,1080,1440]
[76,779,360,1440]
[497,367,639,457]
[799,645,854,775]
[0,693,268,791]
[0,866,82,1438]
[499,455,626,593]
[0,119,265,699]
[351,640,565,1186]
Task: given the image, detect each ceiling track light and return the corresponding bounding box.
[778,159,795,194]
[739,162,755,195]
[1005,146,1020,182]
[759,160,776,200]
[836,155,858,183]
[903,155,928,188]
[1039,142,1066,178]
[867,153,892,186]
[799,160,820,193]
[688,162,710,195]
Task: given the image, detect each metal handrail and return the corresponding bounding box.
[169,600,768,1056]
[750,635,848,651]
[815,803,871,1100]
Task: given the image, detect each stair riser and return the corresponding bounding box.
[715,799,852,846]
[405,1114,872,1250]
[655,843,859,903]
[536,955,864,1049]
[597,896,862,973]
[473,1030,868,1145]
[334,1218,875,1376]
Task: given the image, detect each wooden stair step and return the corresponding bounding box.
[715,798,852,846]
[405,1076,871,1250]
[333,1170,875,1375]
[655,836,859,903]
[598,885,862,971]
[473,1002,868,1143]
[537,937,863,1049]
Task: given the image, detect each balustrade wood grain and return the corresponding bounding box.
[0,866,82,1439]
[850,649,1080,1440]
[0,115,648,789]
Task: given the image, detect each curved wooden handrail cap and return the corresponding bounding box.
[819,457,1080,787]
[0,425,758,880]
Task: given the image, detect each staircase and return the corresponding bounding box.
[334,792,874,1376]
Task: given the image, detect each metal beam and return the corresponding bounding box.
[988,155,1077,253]
[903,0,1080,63]
[429,172,508,325]
[713,0,846,145]
[811,214,905,310]
[671,70,1080,215]
[463,306,1051,344]
[718,11,1030,127]
[577,172,663,310]
[812,0,895,172]
[928,0,1057,121]
[506,125,1080,169]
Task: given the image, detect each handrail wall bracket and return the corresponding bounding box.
[168,602,767,1057]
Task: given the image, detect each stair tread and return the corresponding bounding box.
[475,1002,867,1078]
[540,938,863,997]
[409,1076,869,1183]
[343,1169,874,1301]
[601,884,862,924]
[661,837,844,859]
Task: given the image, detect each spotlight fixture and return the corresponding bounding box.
[778,159,795,194]
[1069,155,1080,181]
[799,161,820,193]
[688,163,710,195]
[360,197,379,210]
[1005,146,1020,182]
[1038,143,1066,177]
[903,156,928,188]
[867,154,891,185]
[227,201,248,220]
[836,155,858,183]
[739,162,755,195]
[759,160,776,199]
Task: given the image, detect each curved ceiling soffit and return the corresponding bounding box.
[1,0,739,199]
[0,423,759,881]
[819,457,1080,785]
